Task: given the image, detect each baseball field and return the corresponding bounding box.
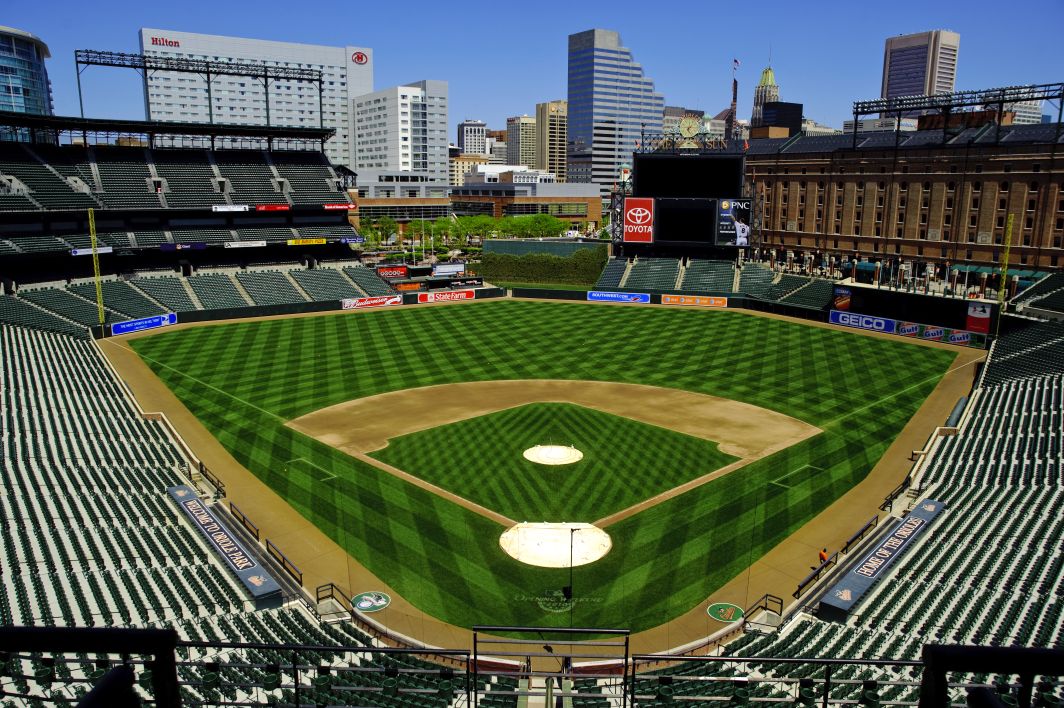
[127,299,956,632]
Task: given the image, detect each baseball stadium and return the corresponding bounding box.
[1,76,1063,707]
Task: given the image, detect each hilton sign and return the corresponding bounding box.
[150,37,181,47]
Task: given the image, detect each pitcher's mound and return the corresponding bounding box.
[500,522,611,568]
[523,444,583,465]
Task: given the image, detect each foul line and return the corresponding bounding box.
[102,338,284,424]
[284,457,337,482]
[770,464,824,489]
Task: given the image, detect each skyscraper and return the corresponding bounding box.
[536,100,567,183]
[751,67,779,128]
[352,80,449,182]
[0,26,52,115]
[139,28,372,168]
[567,29,664,196]
[457,119,487,154]
[881,30,960,113]
[505,115,537,169]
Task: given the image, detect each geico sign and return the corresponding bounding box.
[838,313,890,331]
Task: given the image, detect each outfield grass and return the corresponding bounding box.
[370,402,737,521]
[130,300,955,631]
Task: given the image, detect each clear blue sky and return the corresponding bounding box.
[8,0,1064,137]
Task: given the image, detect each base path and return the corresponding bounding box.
[288,380,821,525]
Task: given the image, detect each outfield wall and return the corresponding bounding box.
[93,287,507,339]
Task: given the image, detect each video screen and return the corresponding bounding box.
[653,198,716,243]
[632,154,744,199]
[715,198,752,247]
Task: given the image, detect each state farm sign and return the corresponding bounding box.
[150,37,180,47]
[417,290,475,303]
[623,198,655,243]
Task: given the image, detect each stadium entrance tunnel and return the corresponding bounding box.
[499,522,611,567]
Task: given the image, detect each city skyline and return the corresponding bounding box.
[5,0,1063,146]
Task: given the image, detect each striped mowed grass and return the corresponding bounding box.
[130,299,955,631]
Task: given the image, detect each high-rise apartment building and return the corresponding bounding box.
[352,80,449,182]
[881,30,960,115]
[505,115,537,168]
[457,119,487,154]
[567,29,664,196]
[0,26,52,115]
[751,67,780,128]
[535,100,567,183]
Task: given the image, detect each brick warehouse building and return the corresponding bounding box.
[743,123,1063,270]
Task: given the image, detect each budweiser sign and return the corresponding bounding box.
[341,295,402,310]
[623,198,655,243]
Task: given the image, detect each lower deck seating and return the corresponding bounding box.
[780,279,834,309]
[0,295,85,338]
[738,263,774,297]
[594,258,627,288]
[343,266,394,296]
[235,271,308,306]
[18,288,121,326]
[623,257,680,290]
[131,276,198,312]
[289,269,361,301]
[68,280,166,320]
[680,260,734,292]
[188,274,249,309]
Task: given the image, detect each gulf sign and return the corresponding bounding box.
[829,310,897,334]
[341,294,402,310]
[622,198,655,243]
[417,290,475,303]
[662,295,728,308]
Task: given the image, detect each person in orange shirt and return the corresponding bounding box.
[818,548,829,564]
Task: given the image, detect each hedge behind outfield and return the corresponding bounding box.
[478,244,607,285]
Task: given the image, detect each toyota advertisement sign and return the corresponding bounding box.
[623,198,655,243]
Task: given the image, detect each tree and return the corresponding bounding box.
[377,216,398,246]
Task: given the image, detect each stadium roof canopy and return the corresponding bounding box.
[0,111,335,146]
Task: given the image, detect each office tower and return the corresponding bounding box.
[505,115,536,168]
[535,100,567,183]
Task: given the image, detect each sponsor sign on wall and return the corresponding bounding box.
[417,290,475,303]
[433,263,466,277]
[255,204,290,212]
[661,294,728,308]
[71,246,114,256]
[587,291,651,304]
[287,238,326,246]
[111,312,177,336]
[819,500,943,618]
[376,265,408,279]
[829,310,898,334]
[211,205,249,212]
[322,203,356,210]
[166,485,281,599]
[394,281,423,292]
[966,302,992,334]
[224,241,266,249]
[341,295,402,310]
[833,286,852,311]
[622,197,655,243]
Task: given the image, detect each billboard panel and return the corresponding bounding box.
[587,291,651,304]
[966,302,992,334]
[111,312,177,336]
[377,265,409,279]
[433,263,466,277]
[341,295,402,310]
[661,294,728,307]
[653,198,715,243]
[417,290,475,303]
[715,198,752,246]
[622,198,655,243]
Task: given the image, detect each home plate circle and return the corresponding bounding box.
[499,522,611,568]
[523,445,583,465]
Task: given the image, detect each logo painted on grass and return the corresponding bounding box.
[514,590,604,614]
[352,591,391,612]
[706,603,744,622]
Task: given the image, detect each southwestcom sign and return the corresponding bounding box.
[829,310,897,334]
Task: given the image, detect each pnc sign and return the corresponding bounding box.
[351,51,368,64]
[150,37,180,47]
[623,197,655,243]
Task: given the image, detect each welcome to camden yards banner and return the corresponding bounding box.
[167,485,280,599]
